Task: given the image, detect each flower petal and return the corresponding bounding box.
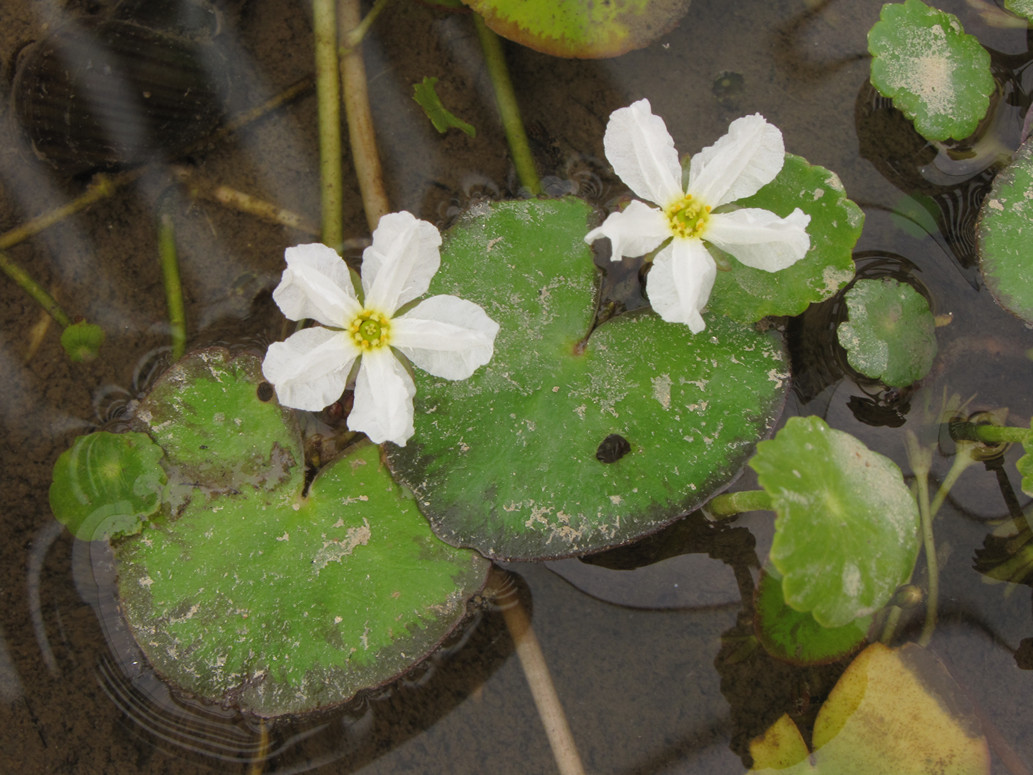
[393,295,499,379]
[348,348,417,446]
[646,240,717,333]
[262,326,359,411]
[705,208,811,271]
[362,211,443,315]
[688,114,785,207]
[273,243,361,327]
[603,99,684,206]
[584,200,670,261]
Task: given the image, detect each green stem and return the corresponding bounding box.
[949,421,1031,445]
[473,14,542,196]
[913,457,937,647]
[340,0,393,49]
[0,249,72,328]
[929,449,978,520]
[313,0,344,247]
[706,490,772,519]
[157,207,187,361]
[339,0,391,231]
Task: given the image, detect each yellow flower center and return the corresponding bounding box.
[664,194,711,239]
[348,309,392,351]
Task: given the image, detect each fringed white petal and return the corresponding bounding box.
[362,211,442,315]
[584,199,671,261]
[646,240,717,333]
[688,114,785,208]
[272,243,361,327]
[705,208,811,271]
[393,295,499,380]
[349,348,417,446]
[262,326,360,411]
[603,99,684,206]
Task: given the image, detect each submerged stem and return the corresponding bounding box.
[910,445,937,647]
[339,0,391,232]
[0,249,71,328]
[157,205,187,361]
[489,567,586,775]
[473,15,542,195]
[313,0,345,247]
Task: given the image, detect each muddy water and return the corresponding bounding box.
[2,0,1033,772]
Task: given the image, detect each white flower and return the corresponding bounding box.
[585,99,811,333]
[262,211,499,446]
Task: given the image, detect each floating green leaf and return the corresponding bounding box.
[836,277,937,387]
[463,0,692,58]
[49,431,166,541]
[132,349,301,493]
[413,76,475,136]
[1006,0,1033,23]
[707,155,861,323]
[754,570,869,665]
[116,349,489,717]
[386,198,790,560]
[749,643,991,774]
[61,320,104,362]
[750,416,920,628]
[977,138,1033,324]
[867,0,994,142]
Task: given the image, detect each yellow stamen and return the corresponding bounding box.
[664,194,711,239]
[348,309,392,351]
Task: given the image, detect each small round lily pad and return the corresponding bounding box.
[749,416,920,628]
[867,0,994,142]
[836,277,937,387]
[386,197,790,561]
[49,430,166,540]
[707,154,862,324]
[977,138,1033,323]
[754,570,869,665]
[464,0,692,58]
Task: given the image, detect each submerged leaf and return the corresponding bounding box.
[750,643,991,774]
[61,320,104,362]
[412,76,475,136]
[836,277,937,387]
[386,198,789,560]
[49,431,166,540]
[464,0,692,58]
[868,0,994,142]
[750,416,920,628]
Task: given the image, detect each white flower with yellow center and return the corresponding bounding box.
[262,211,499,446]
[585,99,811,333]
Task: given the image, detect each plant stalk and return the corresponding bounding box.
[706,489,772,519]
[313,0,345,247]
[489,567,586,775]
[949,421,1030,445]
[0,249,72,328]
[473,15,542,195]
[339,0,391,232]
[157,206,187,361]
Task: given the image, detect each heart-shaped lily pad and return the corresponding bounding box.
[977,138,1033,323]
[386,198,790,560]
[867,0,994,142]
[707,155,862,324]
[750,416,920,628]
[463,0,692,58]
[836,277,937,387]
[116,349,489,716]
